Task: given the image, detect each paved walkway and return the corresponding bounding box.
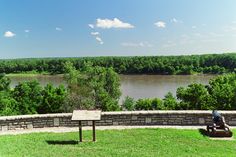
[1,125,235,136]
[0,125,209,136]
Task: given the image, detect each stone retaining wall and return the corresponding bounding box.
[0,111,236,131]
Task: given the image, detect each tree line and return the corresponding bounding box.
[1,53,236,74]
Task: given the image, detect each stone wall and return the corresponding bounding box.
[0,111,236,131]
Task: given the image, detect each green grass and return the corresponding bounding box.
[0,128,235,157]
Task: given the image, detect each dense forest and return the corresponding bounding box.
[1,53,236,74]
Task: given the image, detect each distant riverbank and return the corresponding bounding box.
[6,72,51,77]
[0,53,234,75]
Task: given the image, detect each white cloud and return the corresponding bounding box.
[56,27,62,31]
[179,39,194,45]
[224,25,236,32]
[91,32,100,36]
[96,18,134,29]
[171,18,178,23]
[88,24,94,29]
[192,33,203,37]
[154,21,166,28]
[192,26,197,29]
[209,32,224,37]
[200,39,220,43]
[24,30,30,33]
[95,36,104,44]
[171,18,183,23]
[121,42,153,47]
[192,32,206,39]
[4,31,16,38]
[90,31,103,44]
[163,41,177,48]
[181,34,190,39]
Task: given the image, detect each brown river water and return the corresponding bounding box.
[9,74,217,102]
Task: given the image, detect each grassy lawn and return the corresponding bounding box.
[0,128,235,157]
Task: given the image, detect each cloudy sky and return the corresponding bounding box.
[0,0,236,58]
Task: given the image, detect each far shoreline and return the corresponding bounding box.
[5,72,220,77]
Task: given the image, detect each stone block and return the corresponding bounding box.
[27,124,33,129]
[105,120,112,123]
[1,126,8,131]
[198,118,205,124]
[131,116,138,120]
[229,121,236,125]
[145,117,152,124]
[54,118,60,127]
[113,121,119,125]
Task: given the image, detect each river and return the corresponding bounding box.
[8,74,216,101]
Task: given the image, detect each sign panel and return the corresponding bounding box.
[71,110,101,121]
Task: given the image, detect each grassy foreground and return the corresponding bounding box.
[0,128,235,157]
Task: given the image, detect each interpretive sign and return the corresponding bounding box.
[71,110,101,142]
[72,110,101,121]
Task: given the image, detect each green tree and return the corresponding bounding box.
[0,74,18,115]
[163,92,179,109]
[12,80,43,114]
[176,83,211,110]
[38,84,67,114]
[0,92,18,116]
[0,73,11,91]
[208,73,236,109]
[63,62,121,111]
[95,67,121,111]
[63,61,95,111]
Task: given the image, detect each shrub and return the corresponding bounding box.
[38,84,67,114]
[151,98,163,109]
[176,84,211,110]
[0,92,19,116]
[163,92,179,109]
[135,98,153,110]
[208,73,236,110]
[122,96,135,111]
[12,80,43,114]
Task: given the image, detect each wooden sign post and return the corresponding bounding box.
[71,110,101,142]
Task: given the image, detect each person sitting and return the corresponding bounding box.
[212,110,229,131]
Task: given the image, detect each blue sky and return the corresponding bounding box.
[0,0,236,58]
